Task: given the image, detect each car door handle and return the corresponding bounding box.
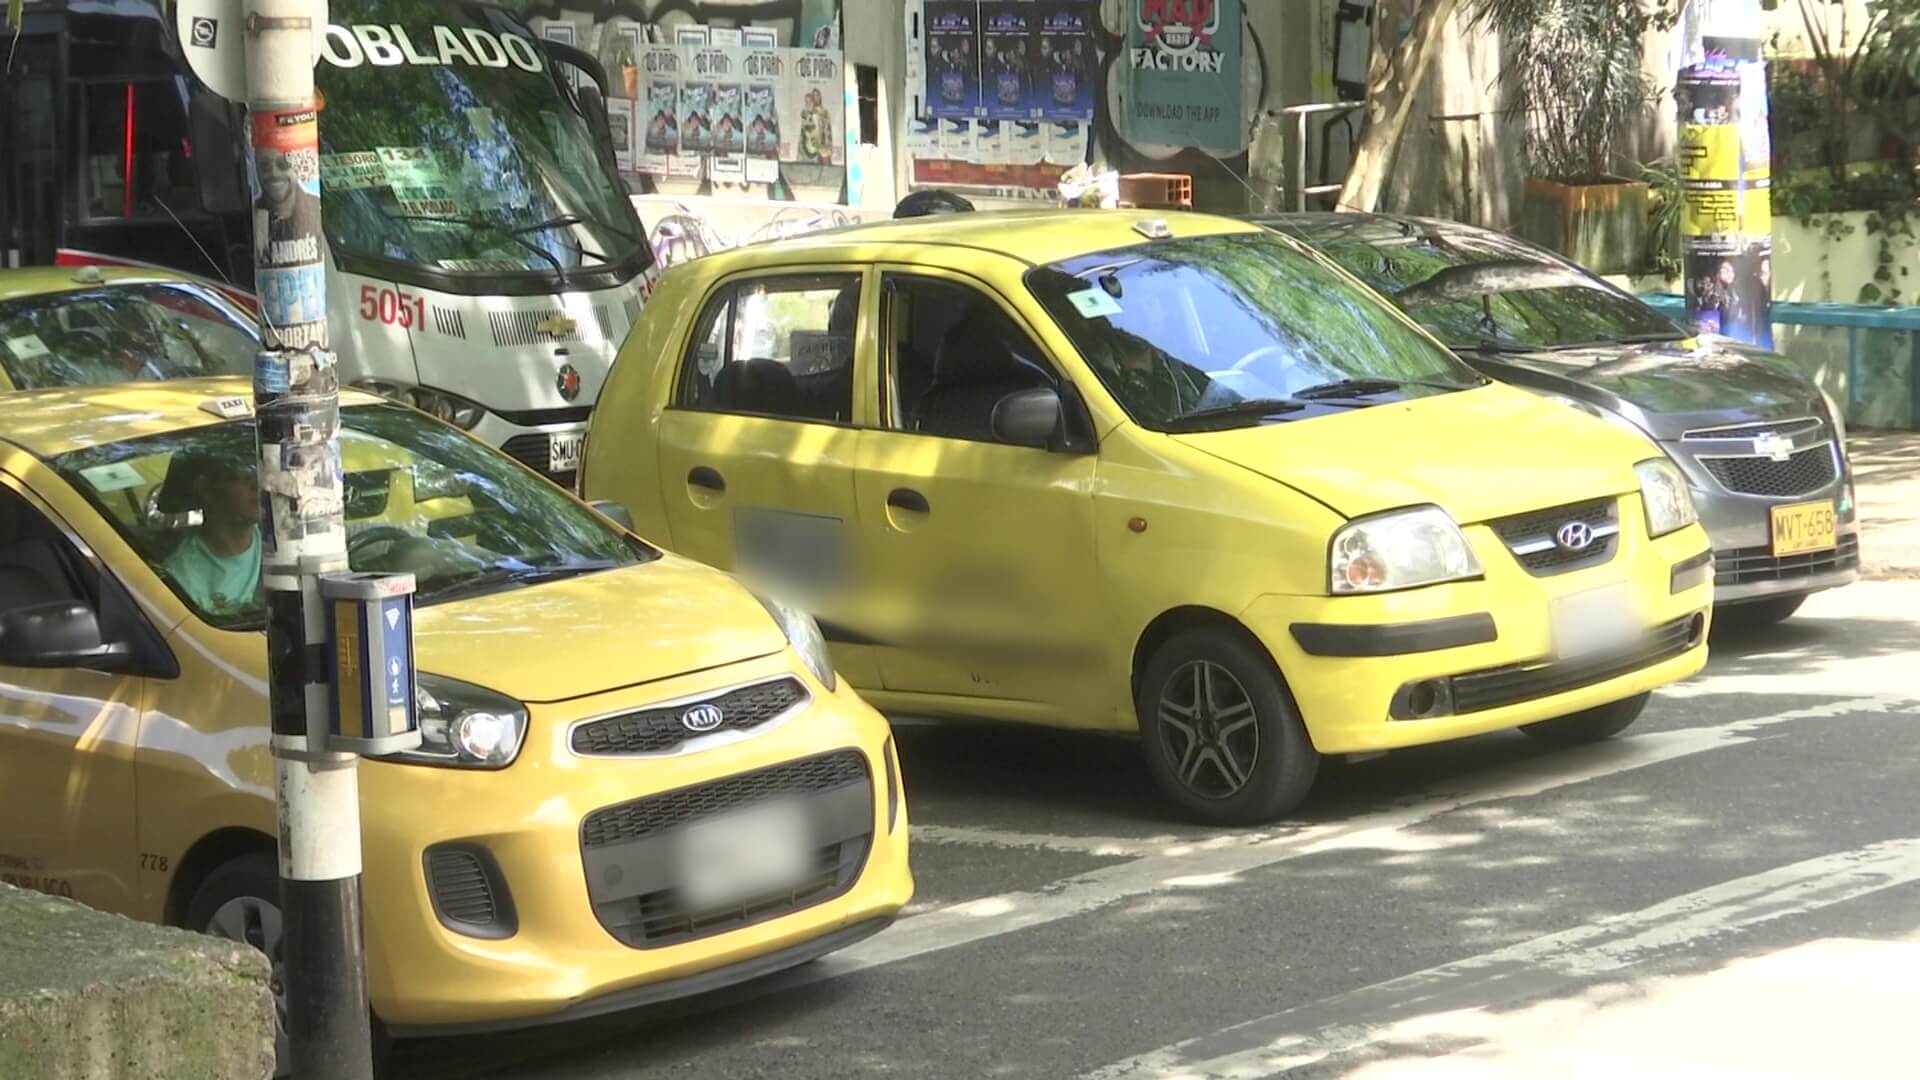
[688,466,725,493]
[887,488,930,514]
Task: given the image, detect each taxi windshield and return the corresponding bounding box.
[0,284,256,392]
[1027,232,1482,431]
[51,404,655,629]
[315,1,647,284]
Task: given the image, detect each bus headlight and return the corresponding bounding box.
[354,380,486,430]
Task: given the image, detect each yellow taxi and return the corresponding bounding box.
[0,265,257,391]
[0,379,911,1064]
[581,209,1714,825]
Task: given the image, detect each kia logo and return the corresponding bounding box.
[681,704,725,733]
[1555,521,1594,552]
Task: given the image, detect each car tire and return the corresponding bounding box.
[185,853,392,1079]
[1519,692,1649,746]
[1137,626,1319,825]
[1737,594,1807,626]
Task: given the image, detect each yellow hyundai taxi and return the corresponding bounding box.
[582,209,1714,826]
[0,380,910,1068]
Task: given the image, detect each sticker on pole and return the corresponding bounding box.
[176,0,329,103]
[250,106,328,351]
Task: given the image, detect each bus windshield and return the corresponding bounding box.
[315,1,645,283]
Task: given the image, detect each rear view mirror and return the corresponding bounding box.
[0,602,129,669]
[992,388,1064,449]
[590,500,636,531]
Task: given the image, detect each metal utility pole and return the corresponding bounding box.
[244,0,373,1076]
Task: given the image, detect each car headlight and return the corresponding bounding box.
[1820,388,1849,448]
[1330,506,1482,595]
[1636,457,1699,538]
[756,594,837,691]
[390,674,527,768]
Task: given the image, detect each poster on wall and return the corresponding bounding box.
[1121,0,1243,153]
[744,30,783,184]
[981,1,1034,120]
[925,1,981,118]
[640,41,682,175]
[782,48,846,167]
[673,25,711,178]
[606,96,636,172]
[1675,6,1772,347]
[701,42,746,180]
[1037,2,1095,121]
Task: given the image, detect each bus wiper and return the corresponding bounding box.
[512,212,644,249]
[390,214,570,281]
[1163,398,1308,432]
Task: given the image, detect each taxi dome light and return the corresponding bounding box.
[1133,218,1173,240]
[71,265,106,285]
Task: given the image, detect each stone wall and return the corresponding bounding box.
[0,884,275,1080]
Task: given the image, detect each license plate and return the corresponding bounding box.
[548,432,584,473]
[676,797,812,911]
[1552,583,1642,661]
[1770,500,1836,556]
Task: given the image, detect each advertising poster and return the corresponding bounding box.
[1009,120,1046,165]
[639,41,681,174]
[941,116,975,162]
[1676,34,1772,347]
[606,96,636,172]
[783,48,846,167]
[541,21,581,90]
[703,43,746,180]
[744,37,783,184]
[981,1,1034,120]
[1122,0,1243,153]
[925,1,981,119]
[1038,2,1095,121]
[1046,120,1087,165]
[250,106,326,349]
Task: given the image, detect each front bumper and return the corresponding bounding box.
[357,654,912,1032]
[1244,500,1712,755]
[470,408,591,489]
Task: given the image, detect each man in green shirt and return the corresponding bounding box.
[160,452,262,617]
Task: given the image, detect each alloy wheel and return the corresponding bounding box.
[1156,659,1261,799]
[207,895,290,1072]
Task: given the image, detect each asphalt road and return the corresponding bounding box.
[394,581,1920,1079]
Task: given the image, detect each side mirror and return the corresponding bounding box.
[0,602,129,670]
[590,500,636,531]
[992,387,1064,449]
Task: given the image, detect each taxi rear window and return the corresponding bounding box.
[0,285,255,391]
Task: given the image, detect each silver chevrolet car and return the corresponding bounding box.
[1260,212,1858,626]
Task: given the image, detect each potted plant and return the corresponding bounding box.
[1477,0,1664,273]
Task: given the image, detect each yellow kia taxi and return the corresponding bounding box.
[0,379,910,1065]
[581,209,1713,826]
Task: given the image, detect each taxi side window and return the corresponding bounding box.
[0,487,93,617]
[676,274,859,424]
[882,275,1058,443]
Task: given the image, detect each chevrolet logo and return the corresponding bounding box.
[1753,433,1795,462]
[534,315,577,337]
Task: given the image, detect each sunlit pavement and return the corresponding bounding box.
[394,581,1920,1079]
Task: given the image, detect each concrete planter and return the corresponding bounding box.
[1516,177,1651,276]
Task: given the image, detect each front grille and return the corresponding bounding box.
[1717,533,1860,587]
[1487,497,1619,576]
[1700,444,1838,497]
[1450,614,1699,714]
[500,433,576,489]
[572,678,808,756]
[486,305,614,348]
[432,306,468,339]
[1681,417,1822,442]
[581,750,868,849]
[579,749,874,948]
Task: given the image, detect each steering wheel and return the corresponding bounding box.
[347,526,414,559]
[1230,344,1289,374]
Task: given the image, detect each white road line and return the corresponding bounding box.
[807,695,1909,985]
[1081,835,1920,1080]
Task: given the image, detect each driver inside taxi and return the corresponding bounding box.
[160,451,262,615]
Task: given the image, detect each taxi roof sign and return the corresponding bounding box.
[200,395,254,420]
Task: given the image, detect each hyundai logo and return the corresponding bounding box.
[1555,521,1594,552]
[681,704,725,733]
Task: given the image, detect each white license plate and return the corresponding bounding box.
[1551,583,1643,661]
[676,798,812,911]
[548,432,584,473]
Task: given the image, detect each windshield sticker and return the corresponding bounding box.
[319,151,386,192]
[464,108,497,143]
[79,461,147,493]
[375,147,458,217]
[5,334,49,359]
[641,43,681,175]
[439,258,527,273]
[1066,287,1122,318]
[320,24,544,73]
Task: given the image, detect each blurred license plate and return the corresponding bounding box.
[1771,501,1836,556]
[1552,583,1641,661]
[676,798,811,911]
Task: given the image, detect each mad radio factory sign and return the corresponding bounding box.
[1123,0,1242,153]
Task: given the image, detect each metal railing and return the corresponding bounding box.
[1261,102,1367,212]
[1640,293,1920,428]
